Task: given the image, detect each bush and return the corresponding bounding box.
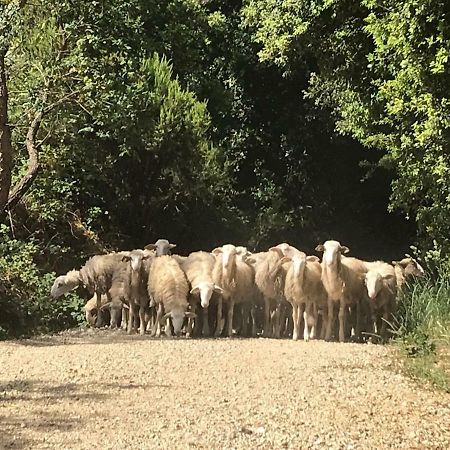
[0,225,85,338]
[394,266,450,391]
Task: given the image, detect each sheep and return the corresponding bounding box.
[145,239,176,256]
[211,244,240,337]
[233,248,257,337]
[179,251,223,337]
[283,250,327,341]
[252,247,290,338]
[392,255,425,289]
[364,261,397,341]
[50,252,129,327]
[147,255,193,337]
[315,240,367,342]
[121,249,153,335]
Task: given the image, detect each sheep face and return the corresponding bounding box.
[50,271,80,298]
[365,271,383,300]
[122,249,150,272]
[365,271,396,301]
[212,244,237,273]
[190,282,223,308]
[164,307,196,336]
[145,239,176,257]
[292,252,307,277]
[315,240,349,266]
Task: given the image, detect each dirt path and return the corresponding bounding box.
[1,330,450,449]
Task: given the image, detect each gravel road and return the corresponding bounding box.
[1,329,450,449]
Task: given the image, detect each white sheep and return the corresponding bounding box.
[145,239,176,256]
[121,249,153,335]
[364,261,397,341]
[211,244,239,337]
[315,240,367,342]
[147,255,193,337]
[179,251,223,337]
[283,250,327,341]
[252,247,290,338]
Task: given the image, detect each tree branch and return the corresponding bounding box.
[5,98,45,212]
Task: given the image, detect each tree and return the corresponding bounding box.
[243,0,450,258]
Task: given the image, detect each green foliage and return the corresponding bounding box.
[243,0,450,257]
[394,268,450,391]
[0,225,85,338]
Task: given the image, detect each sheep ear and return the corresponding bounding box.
[190,286,200,295]
[315,244,324,252]
[100,302,111,311]
[383,274,396,281]
[213,285,223,294]
[163,312,171,320]
[122,255,131,262]
[169,243,176,249]
[122,303,130,310]
[269,247,284,257]
[244,257,256,265]
[185,312,197,318]
[306,255,320,263]
[279,256,291,264]
[145,244,157,250]
[341,246,350,254]
[211,247,223,255]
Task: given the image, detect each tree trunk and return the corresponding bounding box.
[0,50,13,212]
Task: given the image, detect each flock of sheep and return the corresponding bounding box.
[50,238,425,342]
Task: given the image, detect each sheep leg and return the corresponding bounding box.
[338,299,346,343]
[202,306,210,337]
[151,303,163,337]
[214,297,223,337]
[273,305,281,338]
[263,297,272,338]
[320,307,328,340]
[310,303,318,340]
[138,304,146,336]
[325,299,334,341]
[354,300,362,342]
[250,306,257,337]
[226,299,235,337]
[380,304,391,342]
[127,303,135,335]
[165,317,173,338]
[94,292,103,327]
[303,303,311,342]
[121,307,128,330]
[292,304,299,341]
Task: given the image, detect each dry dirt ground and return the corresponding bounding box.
[1,329,450,449]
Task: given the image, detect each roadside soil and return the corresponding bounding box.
[1,328,450,449]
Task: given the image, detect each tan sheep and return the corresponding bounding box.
[121,249,153,335]
[211,244,239,337]
[315,240,367,342]
[84,294,109,327]
[50,252,130,327]
[179,251,223,337]
[364,261,397,340]
[252,247,290,338]
[283,251,327,341]
[148,255,193,337]
[233,249,257,337]
[392,256,425,290]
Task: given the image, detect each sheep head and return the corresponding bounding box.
[190,282,223,308]
[50,270,81,298]
[163,307,196,336]
[315,240,350,266]
[144,239,176,256]
[392,256,425,278]
[122,249,151,272]
[365,270,396,300]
